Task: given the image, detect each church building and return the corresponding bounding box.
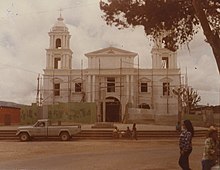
[43,16,181,122]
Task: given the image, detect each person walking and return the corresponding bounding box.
[125,126,132,139]
[179,119,194,170]
[132,123,137,140]
[201,126,219,170]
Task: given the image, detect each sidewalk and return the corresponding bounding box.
[0,123,207,131]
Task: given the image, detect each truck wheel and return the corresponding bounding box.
[60,132,70,141]
[19,132,30,142]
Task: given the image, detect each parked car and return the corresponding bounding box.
[16,119,81,141]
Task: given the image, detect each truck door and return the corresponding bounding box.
[32,121,47,137]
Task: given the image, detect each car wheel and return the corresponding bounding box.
[60,132,70,141]
[19,132,30,142]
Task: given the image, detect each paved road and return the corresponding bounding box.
[0,139,204,170]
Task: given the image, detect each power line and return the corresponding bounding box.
[0,63,41,75]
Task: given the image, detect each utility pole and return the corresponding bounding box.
[120,58,122,101]
[36,74,40,106]
[185,67,190,115]
[166,65,169,114]
[137,55,139,107]
[173,87,184,123]
[98,58,101,122]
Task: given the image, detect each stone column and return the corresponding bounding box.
[92,75,96,102]
[46,54,49,69]
[52,35,55,48]
[65,55,68,69]
[50,35,52,49]
[50,55,53,69]
[131,75,134,104]
[126,75,130,102]
[88,75,92,102]
[66,35,68,48]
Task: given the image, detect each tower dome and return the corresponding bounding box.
[52,15,68,32]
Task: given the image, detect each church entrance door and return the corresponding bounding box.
[105,97,120,122]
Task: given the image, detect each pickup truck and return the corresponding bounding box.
[16,119,81,141]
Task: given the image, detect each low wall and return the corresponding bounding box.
[126,108,178,125]
[154,114,178,126]
[47,102,96,124]
[126,106,219,127]
[20,102,97,125]
[127,108,154,123]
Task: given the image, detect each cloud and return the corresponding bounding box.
[178,31,220,105]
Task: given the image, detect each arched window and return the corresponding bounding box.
[56,38,61,49]
[163,82,170,96]
[139,77,151,93]
[54,58,61,69]
[54,83,60,96]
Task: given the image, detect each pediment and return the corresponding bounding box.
[151,47,176,55]
[50,78,64,83]
[85,47,137,57]
[71,77,83,82]
[160,77,173,82]
[139,77,151,82]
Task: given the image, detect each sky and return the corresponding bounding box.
[0,0,219,106]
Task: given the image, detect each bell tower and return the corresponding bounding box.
[45,15,72,70]
[151,36,177,69]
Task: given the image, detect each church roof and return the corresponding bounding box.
[85,47,138,57]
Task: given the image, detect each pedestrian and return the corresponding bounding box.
[132,123,137,140]
[125,126,132,139]
[179,119,194,170]
[176,121,181,132]
[201,126,219,170]
[112,126,120,139]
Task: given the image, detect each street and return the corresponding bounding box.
[0,138,205,170]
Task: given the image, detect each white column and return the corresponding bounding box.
[50,36,52,49]
[131,75,134,103]
[68,37,70,48]
[69,57,71,69]
[52,35,55,48]
[67,55,69,69]
[88,75,92,102]
[50,55,53,69]
[50,35,53,49]
[92,75,96,102]
[46,54,49,68]
[158,55,160,68]
[65,35,67,48]
[126,75,130,102]
[65,55,68,68]
[62,55,64,68]
[64,35,66,48]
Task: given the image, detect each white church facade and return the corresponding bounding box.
[43,16,181,122]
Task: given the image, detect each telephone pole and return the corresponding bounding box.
[36,74,40,106]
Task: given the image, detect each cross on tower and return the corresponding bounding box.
[59,8,63,18]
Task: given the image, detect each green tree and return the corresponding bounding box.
[100,0,220,73]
